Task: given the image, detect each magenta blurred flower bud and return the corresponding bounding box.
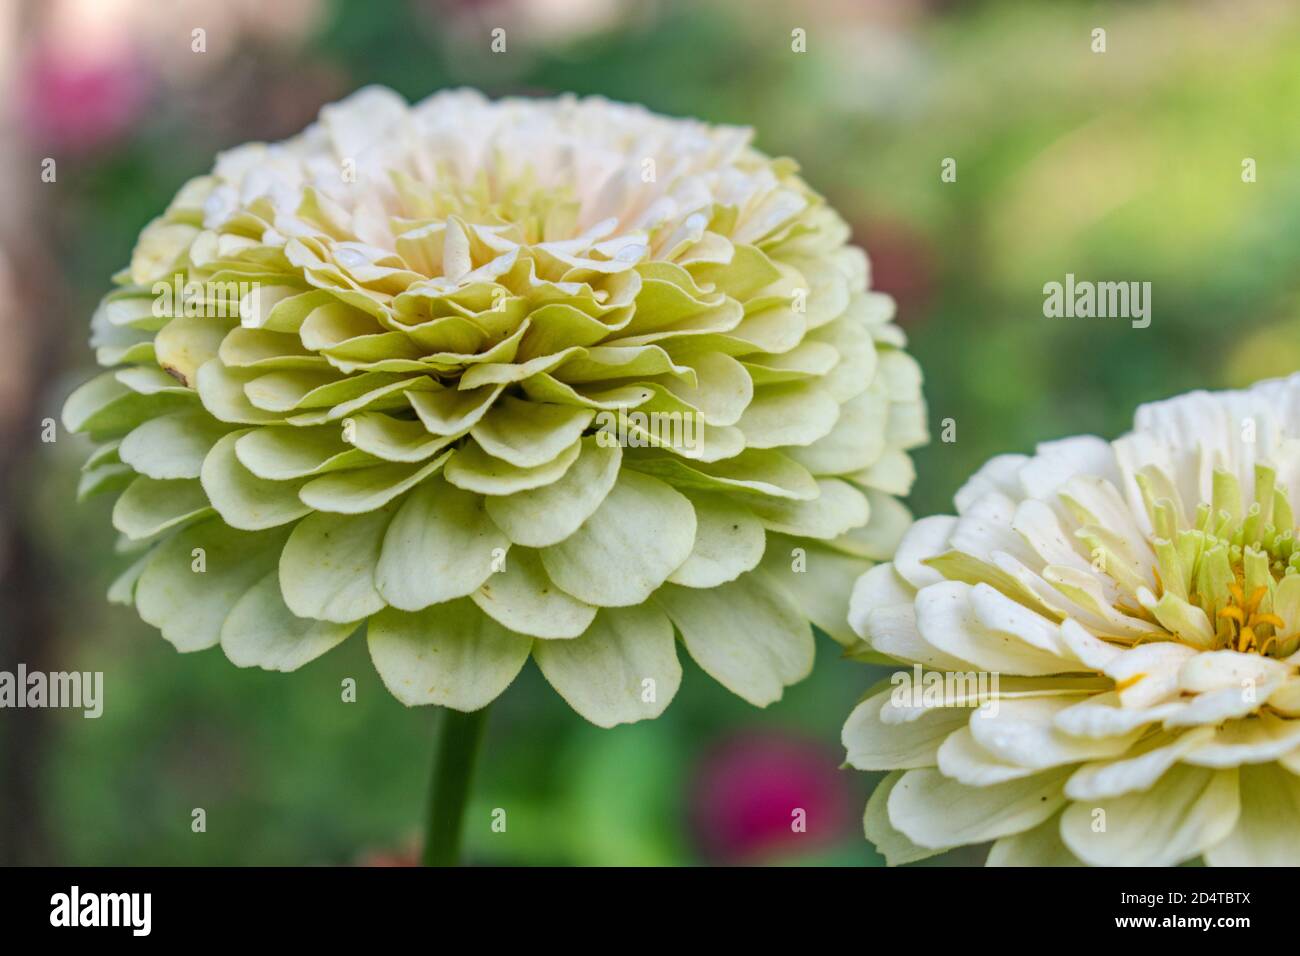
[20,45,150,152]
[689,731,853,864]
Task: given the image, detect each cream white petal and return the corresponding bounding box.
[968,696,1143,770]
[915,581,1075,676]
[1181,713,1300,767]
[1064,727,1215,801]
[864,771,948,866]
[1060,764,1240,866]
[936,727,1039,787]
[986,812,1082,866]
[893,516,956,589]
[887,766,1070,851]
[842,687,971,771]
[1203,762,1300,865]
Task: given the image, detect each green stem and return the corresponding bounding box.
[421,705,490,867]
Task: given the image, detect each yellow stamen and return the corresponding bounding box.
[1239,625,1257,653]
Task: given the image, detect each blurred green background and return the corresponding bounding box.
[1,0,1297,865]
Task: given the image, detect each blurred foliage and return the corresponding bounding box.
[11,0,1300,865]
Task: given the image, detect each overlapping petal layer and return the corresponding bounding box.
[844,375,1300,864]
[67,87,926,725]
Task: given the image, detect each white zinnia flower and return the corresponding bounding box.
[64,87,926,727]
[843,375,1300,865]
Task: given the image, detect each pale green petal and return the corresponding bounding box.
[115,365,193,396]
[469,395,595,468]
[298,453,449,514]
[136,518,289,652]
[155,315,233,386]
[628,448,818,501]
[220,570,356,671]
[851,448,917,497]
[744,478,870,539]
[666,490,765,588]
[444,436,582,495]
[196,360,283,425]
[119,410,229,480]
[234,424,372,480]
[407,384,503,434]
[200,431,311,530]
[64,370,190,437]
[660,352,752,427]
[219,326,319,369]
[375,475,508,611]
[533,605,680,727]
[655,574,812,706]
[483,436,621,547]
[788,391,888,476]
[107,547,153,606]
[737,383,839,449]
[279,507,392,623]
[367,600,532,710]
[344,412,460,463]
[472,548,596,639]
[761,533,867,645]
[112,476,211,540]
[829,490,910,560]
[540,471,695,607]
[78,462,134,501]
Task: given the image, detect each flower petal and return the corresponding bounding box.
[540,471,695,607]
[656,574,812,706]
[367,599,531,710]
[469,395,595,468]
[533,604,680,727]
[666,490,765,588]
[201,431,311,530]
[279,507,392,623]
[843,687,970,771]
[472,548,596,639]
[887,766,1070,850]
[220,570,356,671]
[1204,762,1300,865]
[482,436,620,547]
[375,475,508,611]
[1060,764,1240,866]
[136,518,289,652]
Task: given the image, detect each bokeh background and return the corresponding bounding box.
[2,0,1298,865]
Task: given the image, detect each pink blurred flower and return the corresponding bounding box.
[689,731,853,864]
[20,44,151,153]
[854,218,937,325]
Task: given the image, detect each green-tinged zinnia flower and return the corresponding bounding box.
[844,375,1300,865]
[64,87,926,727]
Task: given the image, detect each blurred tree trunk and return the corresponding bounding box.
[0,0,60,866]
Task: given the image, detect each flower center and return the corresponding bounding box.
[1135,463,1300,657]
